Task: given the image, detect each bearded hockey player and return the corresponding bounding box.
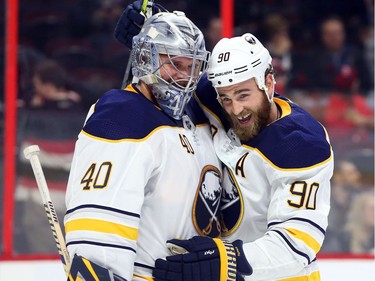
[153,33,333,281]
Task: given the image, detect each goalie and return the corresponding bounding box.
[64,9,224,281]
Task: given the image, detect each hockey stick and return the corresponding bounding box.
[23,145,71,277]
[121,0,154,89]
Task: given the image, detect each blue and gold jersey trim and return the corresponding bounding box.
[83,87,209,141]
[271,229,314,265]
[268,217,326,235]
[65,218,138,241]
[243,95,332,169]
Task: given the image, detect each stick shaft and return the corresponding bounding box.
[121,0,152,89]
[141,0,149,14]
[25,146,71,276]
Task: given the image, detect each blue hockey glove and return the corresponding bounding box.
[152,236,253,281]
[114,0,167,49]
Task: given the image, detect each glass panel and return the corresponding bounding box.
[14,0,129,254]
[3,0,374,257]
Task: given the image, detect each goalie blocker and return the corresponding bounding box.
[68,255,126,281]
[152,236,253,281]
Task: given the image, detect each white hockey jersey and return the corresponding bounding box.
[196,76,333,281]
[64,84,223,280]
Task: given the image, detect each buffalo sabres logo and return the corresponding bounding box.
[193,166,222,237]
[221,166,243,236]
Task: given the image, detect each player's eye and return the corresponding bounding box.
[238,94,249,100]
[220,96,231,104]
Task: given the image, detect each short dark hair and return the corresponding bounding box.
[33,60,67,88]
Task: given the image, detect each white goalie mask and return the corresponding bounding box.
[132,11,210,120]
[207,33,273,96]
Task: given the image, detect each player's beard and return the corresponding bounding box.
[225,94,271,142]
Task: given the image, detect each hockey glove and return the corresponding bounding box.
[114,0,167,49]
[152,236,253,281]
[68,254,126,281]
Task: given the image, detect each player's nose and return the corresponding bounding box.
[232,100,244,116]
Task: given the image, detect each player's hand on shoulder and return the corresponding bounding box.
[114,0,168,49]
[152,236,253,281]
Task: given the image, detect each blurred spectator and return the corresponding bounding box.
[342,190,374,254]
[28,60,82,109]
[323,91,374,151]
[359,23,374,109]
[296,15,375,153]
[89,0,127,65]
[205,16,222,52]
[298,0,371,47]
[234,0,300,34]
[17,46,47,106]
[18,0,123,109]
[360,25,374,84]
[88,0,131,91]
[304,16,373,94]
[322,160,368,252]
[30,58,104,111]
[14,59,86,253]
[262,14,293,93]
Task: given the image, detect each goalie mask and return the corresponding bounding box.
[132,11,210,120]
[207,33,273,100]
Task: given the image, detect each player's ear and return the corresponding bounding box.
[265,74,275,95]
[265,74,275,89]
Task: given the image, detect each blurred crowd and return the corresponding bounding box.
[0,0,373,255]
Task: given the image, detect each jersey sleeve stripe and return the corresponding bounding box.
[271,230,312,264]
[132,273,154,281]
[268,217,326,235]
[65,218,138,240]
[66,204,140,218]
[134,262,154,270]
[285,228,321,254]
[66,240,136,253]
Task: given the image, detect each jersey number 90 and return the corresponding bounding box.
[288,181,319,210]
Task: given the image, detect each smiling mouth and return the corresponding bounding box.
[237,113,252,125]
